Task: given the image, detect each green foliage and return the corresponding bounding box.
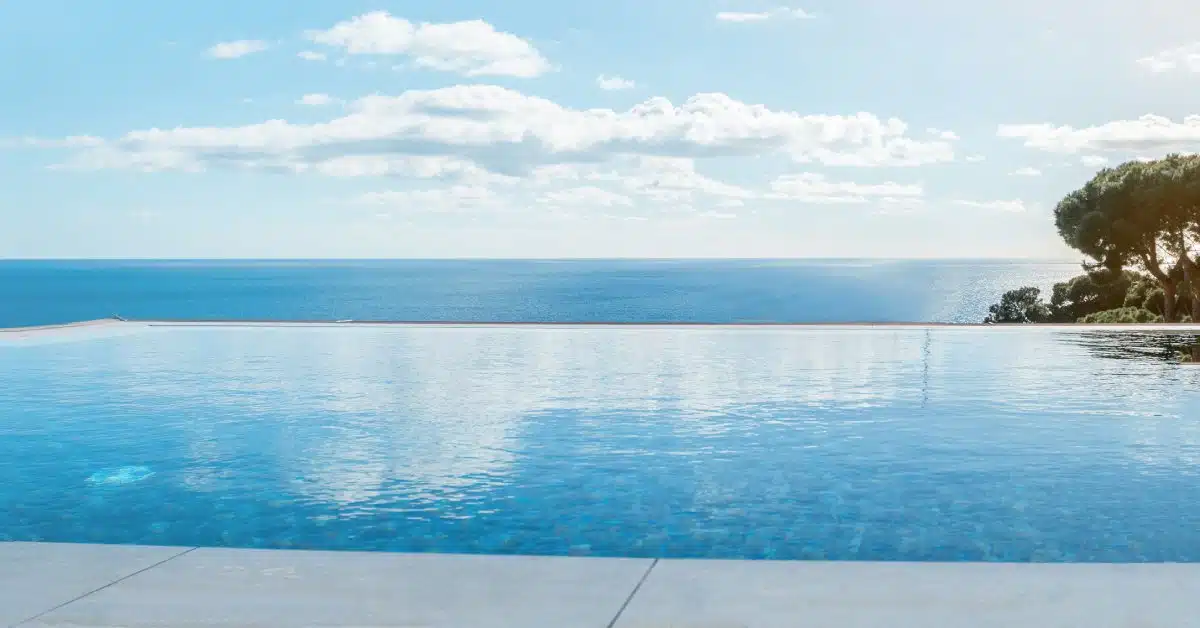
[1077,307,1162,324]
[1123,274,1165,315]
[983,286,1050,324]
[1052,154,1200,321]
[1046,268,1139,322]
[985,154,1200,324]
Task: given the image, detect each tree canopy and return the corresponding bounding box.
[985,154,1200,324]
[983,287,1050,324]
[1052,155,1200,320]
[983,269,1164,324]
[1046,268,1138,322]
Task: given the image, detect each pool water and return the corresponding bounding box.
[2,324,1200,562]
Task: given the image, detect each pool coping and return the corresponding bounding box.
[4,542,1200,627]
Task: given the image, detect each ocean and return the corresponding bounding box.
[0,259,1081,328]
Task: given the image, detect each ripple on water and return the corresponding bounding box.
[86,466,155,486]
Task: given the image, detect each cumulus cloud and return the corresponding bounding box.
[1080,155,1109,167]
[997,115,1200,154]
[927,128,960,141]
[358,185,495,210]
[1010,166,1041,176]
[716,7,814,22]
[596,75,636,90]
[1136,43,1200,73]
[617,157,757,203]
[532,160,923,208]
[340,154,928,221]
[207,40,269,59]
[297,50,327,62]
[954,199,1027,212]
[539,186,634,207]
[767,173,923,203]
[40,84,956,178]
[965,154,985,163]
[306,11,551,78]
[296,93,336,106]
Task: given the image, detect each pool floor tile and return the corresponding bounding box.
[0,542,191,627]
[614,560,1200,628]
[24,547,654,628]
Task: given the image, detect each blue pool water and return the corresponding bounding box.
[0,259,1079,327]
[3,324,1200,562]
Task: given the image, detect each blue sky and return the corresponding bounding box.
[3,0,1199,259]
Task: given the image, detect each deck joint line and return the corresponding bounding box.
[606,558,658,628]
[11,546,198,628]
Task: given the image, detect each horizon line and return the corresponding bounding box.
[0,256,1084,263]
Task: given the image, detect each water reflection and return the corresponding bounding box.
[2,325,1200,560]
[1057,330,1200,362]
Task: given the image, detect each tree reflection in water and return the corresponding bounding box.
[1056,330,1200,363]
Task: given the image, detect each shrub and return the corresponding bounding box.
[1077,307,1162,324]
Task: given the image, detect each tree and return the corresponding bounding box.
[1053,156,1200,322]
[1124,273,1166,316]
[1133,154,1200,319]
[983,286,1050,323]
[1077,307,1162,324]
[1046,268,1139,322]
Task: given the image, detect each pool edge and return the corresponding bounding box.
[5,541,1200,627]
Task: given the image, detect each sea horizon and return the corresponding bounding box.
[0,258,1085,328]
[0,256,1081,262]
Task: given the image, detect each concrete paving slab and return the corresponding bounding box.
[614,559,1200,628]
[26,547,653,628]
[0,542,191,627]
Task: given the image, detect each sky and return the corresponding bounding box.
[2,0,1199,259]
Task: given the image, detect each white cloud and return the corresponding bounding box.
[9,135,103,148]
[313,156,515,185]
[716,8,815,22]
[44,84,956,176]
[1136,43,1200,73]
[297,50,327,62]
[1010,166,1041,176]
[997,115,1200,154]
[927,128,960,141]
[296,93,335,106]
[965,154,985,163]
[954,199,1027,212]
[358,185,495,210]
[306,11,551,78]
[1079,155,1109,167]
[338,156,928,222]
[596,75,636,90]
[619,157,757,203]
[539,186,634,207]
[207,40,269,59]
[529,160,924,210]
[767,173,923,203]
[874,196,926,214]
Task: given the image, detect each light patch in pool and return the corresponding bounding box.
[87,466,155,486]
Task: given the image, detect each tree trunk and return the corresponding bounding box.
[1163,282,1178,322]
[1140,251,1177,322]
[1181,255,1200,322]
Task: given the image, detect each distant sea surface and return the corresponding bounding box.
[0,259,1082,328]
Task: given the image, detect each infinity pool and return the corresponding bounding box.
[3,323,1200,562]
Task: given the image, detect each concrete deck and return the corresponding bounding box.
[3,543,1199,627]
